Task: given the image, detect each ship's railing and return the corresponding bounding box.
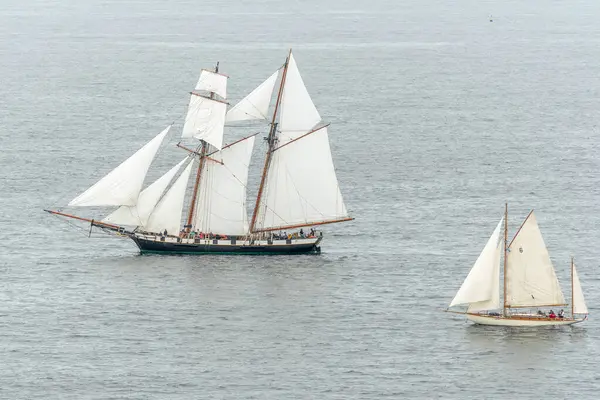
[133,231,321,246]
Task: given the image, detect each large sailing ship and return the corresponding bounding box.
[447,204,588,327]
[45,50,353,255]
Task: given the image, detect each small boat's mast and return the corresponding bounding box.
[571,256,575,317]
[503,203,508,316]
[249,49,291,233]
[185,62,219,232]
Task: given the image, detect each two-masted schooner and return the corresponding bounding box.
[447,205,588,326]
[45,50,353,255]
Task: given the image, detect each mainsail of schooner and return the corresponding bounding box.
[447,204,588,327]
[45,50,353,255]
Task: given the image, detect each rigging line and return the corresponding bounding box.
[224,121,271,129]
[50,213,112,238]
[145,154,195,223]
[252,157,293,232]
[281,162,330,220]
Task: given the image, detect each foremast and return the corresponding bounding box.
[185,62,219,233]
[249,50,291,233]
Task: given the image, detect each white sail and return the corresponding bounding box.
[449,218,503,311]
[572,263,588,314]
[277,53,321,144]
[192,136,255,235]
[145,160,195,235]
[506,212,566,307]
[255,126,348,231]
[69,126,170,207]
[195,69,227,99]
[181,94,227,150]
[225,71,278,123]
[102,158,188,227]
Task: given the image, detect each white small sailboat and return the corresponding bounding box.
[448,204,588,327]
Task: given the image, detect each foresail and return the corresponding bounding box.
[195,69,228,99]
[225,71,278,123]
[69,126,170,207]
[449,218,503,310]
[102,158,188,227]
[277,53,321,144]
[572,263,588,314]
[506,212,566,307]
[254,127,348,232]
[145,160,195,235]
[181,94,227,150]
[192,136,255,235]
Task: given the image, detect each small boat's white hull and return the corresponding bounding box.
[467,313,586,327]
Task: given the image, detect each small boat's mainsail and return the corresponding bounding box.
[46,50,353,254]
[505,212,565,308]
[448,206,588,326]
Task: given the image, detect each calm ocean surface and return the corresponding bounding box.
[2,0,600,398]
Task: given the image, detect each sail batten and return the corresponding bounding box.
[192,136,255,235]
[102,158,188,227]
[449,218,504,310]
[506,212,565,308]
[226,70,279,123]
[69,126,170,207]
[145,160,195,235]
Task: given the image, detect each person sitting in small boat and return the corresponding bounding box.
[549,310,557,319]
[558,309,565,319]
[300,228,305,238]
[537,310,546,317]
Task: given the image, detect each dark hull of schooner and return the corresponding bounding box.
[130,234,323,255]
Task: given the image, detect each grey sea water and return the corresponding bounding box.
[2,0,600,398]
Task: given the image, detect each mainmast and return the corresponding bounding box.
[185,62,219,232]
[249,50,291,233]
[503,203,508,316]
[571,256,574,317]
